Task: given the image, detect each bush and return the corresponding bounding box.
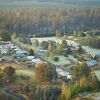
[73,55,79,58]
[53,57,59,62]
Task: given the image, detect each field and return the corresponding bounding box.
[0,62,35,83]
[44,55,75,66]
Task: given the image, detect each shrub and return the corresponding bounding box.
[53,57,59,62]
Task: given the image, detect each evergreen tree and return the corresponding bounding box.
[29,49,35,56]
[67,47,72,54]
[0,29,11,41]
[78,45,84,54]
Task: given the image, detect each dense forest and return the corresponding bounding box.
[0,8,100,35]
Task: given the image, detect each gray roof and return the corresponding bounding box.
[85,60,98,67]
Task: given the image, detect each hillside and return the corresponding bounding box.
[0,0,100,8]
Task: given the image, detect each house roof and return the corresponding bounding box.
[27,56,35,60]
[85,60,98,67]
[95,53,100,58]
[16,50,26,54]
[32,59,41,63]
[56,68,71,77]
[12,53,25,57]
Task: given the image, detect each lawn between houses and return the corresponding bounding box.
[44,55,71,66]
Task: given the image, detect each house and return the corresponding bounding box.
[32,59,42,63]
[94,54,100,58]
[56,68,72,80]
[71,47,78,53]
[85,60,98,67]
[16,50,27,55]
[91,53,100,59]
[27,56,35,61]
[0,49,8,54]
[12,53,25,58]
[37,49,48,55]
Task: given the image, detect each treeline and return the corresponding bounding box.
[0,8,100,35]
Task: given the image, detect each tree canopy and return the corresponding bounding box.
[35,63,57,83]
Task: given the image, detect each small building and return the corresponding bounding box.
[85,60,98,68]
[27,56,35,61]
[71,47,78,53]
[32,59,41,64]
[56,68,72,80]
[37,49,48,55]
[0,49,8,54]
[91,53,100,59]
[16,50,27,55]
[12,53,25,58]
[95,54,100,58]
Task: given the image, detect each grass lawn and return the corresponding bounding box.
[0,62,35,84]
[45,55,71,66]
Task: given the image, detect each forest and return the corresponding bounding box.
[0,8,100,35]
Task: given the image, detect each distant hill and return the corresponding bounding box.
[0,0,100,8]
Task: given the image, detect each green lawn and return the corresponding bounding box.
[45,55,71,66]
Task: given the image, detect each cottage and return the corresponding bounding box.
[0,49,8,54]
[12,53,25,58]
[27,56,35,61]
[91,53,100,59]
[56,68,72,80]
[85,60,98,67]
[32,59,41,63]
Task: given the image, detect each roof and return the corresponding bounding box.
[56,68,71,77]
[12,53,25,57]
[16,50,26,54]
[27,56,35,60]
[32,59,41,63]
[95,54,100,58]
[85,60,98,67]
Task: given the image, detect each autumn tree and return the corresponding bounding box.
[61,82,72,100]
[3,66,15,82]
[90,74,100,91]
[35,63,57,84]
[79,76,89,92]
[56,43,64,54]
[72,61,90,81]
